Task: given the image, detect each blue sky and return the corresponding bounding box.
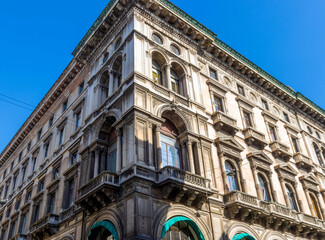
[0,0,325,153]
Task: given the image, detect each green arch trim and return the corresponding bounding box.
[88,220,119,240]
[160,216,205,240]
[233,233,256,240]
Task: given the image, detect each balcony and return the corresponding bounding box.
[269,141,292,160]
[30,213,59,239]
[77,171,120,214]
[243,127,267,149]
[157,166,213,209]
[294,153,314,171]
[212,111,239,135]
[224,191,325,238]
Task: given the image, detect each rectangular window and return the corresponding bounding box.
[25,190,31,203]
[31,156,37,172]
[262,99,269,110]
[209,68,218,80]
[62,100,68,113]
[8,220,16,239]
[18,152,22,162]
[58,128,64,146]
[3,169,7,178]
[38,180,44,192]
[65,179,75,209]
[4,182,10,199]
[269,125,277,141]
[75,111,81,130]
[6,207,11,218]
[19,213,27,234]
[291,136,300,153]
[243,111,252,128]
[32,202,41,223]
[21,165,27,182]
[44,142,50,158]
[49,116,54,128]
[283,112,290,122]
[70,152,78,166]
[37,129,42,141]
[237,84,245,96]
[108,150,117,173]
[0,229,6,240]
[27,141,31,152]
[12,174,17,191]
[214,96,224,112]
[47,192,56,214]
[160,135,181,169]
[10,161,14,171]
[79,82,84,94]
[52,166,60,180]
[15,199,21,210]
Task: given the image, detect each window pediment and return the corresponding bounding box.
[262,110,278,125]
[215,137,244,159]
[247,151,273,172]
[236,95,254,110]
[299,174,319,192]
[275,163,298,183]
[207,79,228,96]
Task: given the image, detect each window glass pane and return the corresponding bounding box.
[153,34,163,45]
[210,69,217,80]
[161,142,168,167]
[108,149,117,173]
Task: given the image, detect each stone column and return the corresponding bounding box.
[94,148,100,177]
[218,153,228,193]
[251,166,263,200]
[268,172,278,202]
[180,143,188,171]
[317,193,325,219]
[279,178,291,207]
[196,142,205,177]
[187,140,195,174]
[109,70,114,96]
[116,129,122,173]
[294,183,305,213]
[147,123,154,167]
[155,126,162,169]
[100,150,106,173]
[238,160,247,193]
[165,64,171,90]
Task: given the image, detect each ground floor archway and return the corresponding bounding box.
[161,216,205,240]
[88,220,119,240]
[233,233,256,240]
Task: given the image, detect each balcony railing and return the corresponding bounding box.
[157,166,213,209]
[157,166,210,189]
[224,191,325,237]
[30,213,59,237]
[212,111,239,135]
[78,171,119,200]
[243,127,267,149]
[294,153,314,171]
[269,141,292,160]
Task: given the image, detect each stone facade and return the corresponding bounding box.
[1,0,325,240]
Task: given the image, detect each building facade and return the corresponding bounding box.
[1,0,325,239]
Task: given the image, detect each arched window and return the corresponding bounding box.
[225,161,238,191]
[285,184,298,211]
[170,62,186,97]
[112,56,122,92]
[310,193,322,219]
[161,216,204,240]
[258,174,270,202]
[88,220,119,240]
[170,69,180,94]
[152,60,163,85]
[160,120,182,169]
[107,128,117,173]
[99,71,110,104]
[152,52,166,87]
[313,143,324,167]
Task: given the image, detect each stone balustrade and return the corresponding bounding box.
[269,141,292,160]
[212,111,239,135]
[243,127,267,149]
